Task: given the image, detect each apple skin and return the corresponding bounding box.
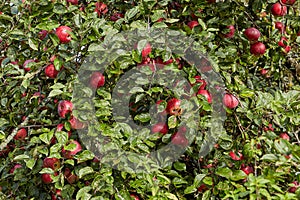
[171,132,189,147]
[244,27,260,41]
[38,30,48,40]
[41,172,58,184]
[45,64,59,78]
[166,98,182,116]
[110,12,124,21]
[250,42,266,56]
[229,151,244,161]
[9,164,22,174]
[62,140,82,159]
[130,194,140,200]
[23,59,36,72]
[271,3,287,17]
[241,164,254,175]
[69,116,85,130]
[89,71,105,89]
[56,26,72,44]
[289,181,300,193]
[197,89,212,103]
[14,128,27,140]
[279,133,290,141]
[57,100,73,118]
[223,93,239,109]
[192,75,207,90]
[64,168,79,184]
[223,25,235,38]
[275,22,285,32]
[94,2,108,17]
[151,122,168,135]
[281,0,296,5]
[142,43,152,58]
[278,37,288,47]
[197,184,208,192]
[43,157,61,171]
[66,0,78,5]
[187,20,199,29]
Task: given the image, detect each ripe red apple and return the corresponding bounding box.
[281,0,296,5]
[62,140,82,159]
[197,89,212,103]
[275,22,285,32]
[241,164,254,175]
[56,26,72,44]
[171,132,189,147]
[250,42,266,56]
[187,20,199,29]
[223,93,239,109]
[244,27,260,41]
[284,45,291,53]
[57,100,73,118]
[130,194,140,200]
[110,12,124,21]
[192,75,207,90]
[38,30,48,40]
[41,172,58,184]
[69,116,86,130]
[229,151,243,161]
[166,98,182,116]
[141,43,152,57]
[14,128,27,140]
[51,189,62,200]
[279,133,290,141]
[23,59,36,72]
[197,184,208,192]
[289,181,300,193]
[45,64,59,78]
[94,2,108,17]
[271,3,287,17]
[223,25,235,38]
[278,36,288,47]
[66,0,78,5]
[43,157,61,170]
[151,122,168,134]
[9,164,22,174]
[89,71,105,89]
[64,168,78,184]
[260,69,269,77]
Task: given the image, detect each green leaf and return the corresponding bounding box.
[173,162,186,171]
[125,6,140,21]
[231,170,247,181]
[260,154,278,161]
[193,174,206,187]
[216,167,233,179]
[184,186,197,194]
[78,167,94,179]
[25,158,36,170]
[0,118,9,127]
[76,186,92,200]
[28,39,38,50]
[39,131,54,144]
[36,21,60,31]
[49,89,63,98]
[13,154,30,161]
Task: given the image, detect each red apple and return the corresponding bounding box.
[278,36,288,47]
[197,184,208,192]
[38,30,48,40]
[41,172,58,184]
[187,21,199,29]
[56,26,72,44]
[281,0,296,5]
[289,181,300,193]
[284,45,291,53]
[151,122,168,134]
[271,3,287,17]
[171,132,189,147]
[45,64,59,78]
[130,194,140,200]
[193,75,207,90]
[66,0,78,5]
[275,22,285,32]
[260,69,269,77]
[142,43,152,58]
[223,25,235,38]
[244,27,260,41]
[223,93,239,109]
[279,133,290,141]
[14,128,27,140]
[23,59,35,72]
[197,89,212,103]
[241,164,254,175]
[62,140,82,159]
[43,157,61,170]
[110,12,124,21]
[89,71,105,89]
[51,189,62,200]
[9,164,22,174]
[250,42,266,56]
[69,116,86,130]
[94,2,108,17]
[57,100,73,118]
[229,151,243,161]
[166,98,182,116]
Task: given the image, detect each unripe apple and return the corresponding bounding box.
[45,64,59,78]
[94,2,108,17]
[62,140,82,159]
[187,21,199,29]
[9,164,22,174]
[166,98,182,116]
[69,116,86,130]
[244,27,260,41]
[171,132,189,147]
[229,151,243,161]
[197,89,212,103]
[43,157,61,170]
[250,42,266,56]
[271,3,287,17]
[66,0,78,5]
[89,71,105,89]
[151,122,168,134]
[57,100,73,118]
[141,43,152,58]
[279,133,290,141]
[223,93,239,109]
[56,26,72,44]
[223,25,235,38]
[281,0,296,5]
[14,128,27,140]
